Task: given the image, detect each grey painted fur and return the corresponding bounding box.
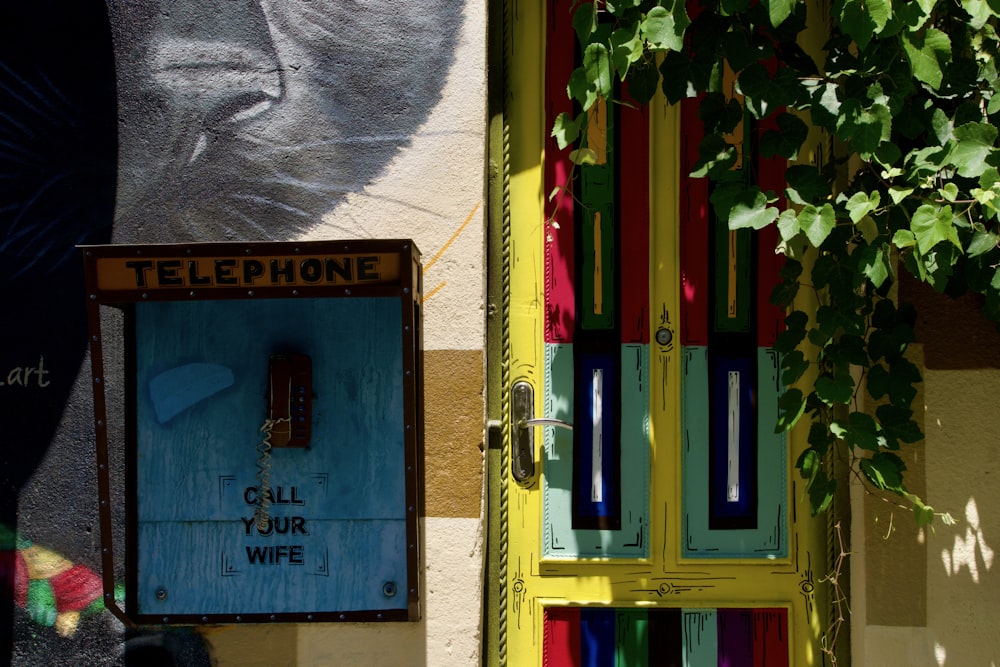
[108,0,463,243]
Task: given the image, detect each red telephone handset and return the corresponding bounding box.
[267,354,312,448]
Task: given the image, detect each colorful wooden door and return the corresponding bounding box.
[497,1,829,664]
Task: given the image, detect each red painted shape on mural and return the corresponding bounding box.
[49,564,103,612]
[754,112,787,348]
[544,0,576,344]
[753,607,789,667]
[679,95,710,346]
[620,86,650,344]
[9,551,28,607]
[543,606,581,667]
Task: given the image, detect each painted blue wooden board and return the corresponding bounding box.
[682,347,787,558]
[543,343,649,559]
[136,519,408,615]
[133,297,409,614]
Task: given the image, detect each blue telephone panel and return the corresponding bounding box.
[134,297,408,617]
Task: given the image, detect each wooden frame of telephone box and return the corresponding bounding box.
[82,240,423,625]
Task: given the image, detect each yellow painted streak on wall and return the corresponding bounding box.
[424,349,484,518]
[424,202,479,272]
[593,210,603,315]
[587,99,608,165]
[423,282,446,302]
[728,229,738,318]
[422,202,480,303]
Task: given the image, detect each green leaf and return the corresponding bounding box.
[610,25,643,80]
[807,81,841,130]
[785,165,831,205]
[938,182,959,202]
[892,228,917,249]
[860,244,892,287]
[867,362,890,399]
[626,59,661,104]
[837,99,892,156]
[857,216,880,244]
[568,66,597,109]
[569,147,599,165]
[641,2,690,53]
[781,349,810,385]
[860,452,907,492]
[838,0,877,49]
[713,184,780,230]
[914,504,935,526]
[807,469,837,515]
[583,43,613,102]
[961,0,994,29]
[841,411,884,451]
[766,0,795,26]
[774,310,808,353]
[889,186,914,205]
[736,63,793,118]
[910,204,961,254]
[690,134,738,177]
[950,122,999,179]
[896,0,935,29]
[815,372,854,405]
[931,108,954,145]
[968,228,1000,257]
[776,388,807,431]
[798,203,837,247]
[573,2,597,45]
[796,448,820,481]
[876,404,924,446]
[902,28,952,90]
[659,50,697,103]
[551,112,583,150]
[776,208,801,242]
[867,0,893,32]
[720,30,759,73]
[846,191,881,223]
[761,112,809,160]
[808,422,835,456]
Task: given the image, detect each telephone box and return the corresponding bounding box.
[82,240,422,624]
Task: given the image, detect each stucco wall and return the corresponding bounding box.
[854,279,1000,666]
[1,1,485,664]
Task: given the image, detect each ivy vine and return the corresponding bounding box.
[553,0,1000,524]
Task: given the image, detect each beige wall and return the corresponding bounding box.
[854,279,1000,666]
[197,2,487,664]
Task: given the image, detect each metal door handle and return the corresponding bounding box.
[511,382,575,484]
[519,417,573,431]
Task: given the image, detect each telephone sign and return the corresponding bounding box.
[83,240,422,625]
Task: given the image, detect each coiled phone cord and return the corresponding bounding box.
[253,418,288,531]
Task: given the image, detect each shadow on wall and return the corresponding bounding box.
[2,0,462,664]
[1,0,118,661]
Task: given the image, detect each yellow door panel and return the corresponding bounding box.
[499,1,829,664]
